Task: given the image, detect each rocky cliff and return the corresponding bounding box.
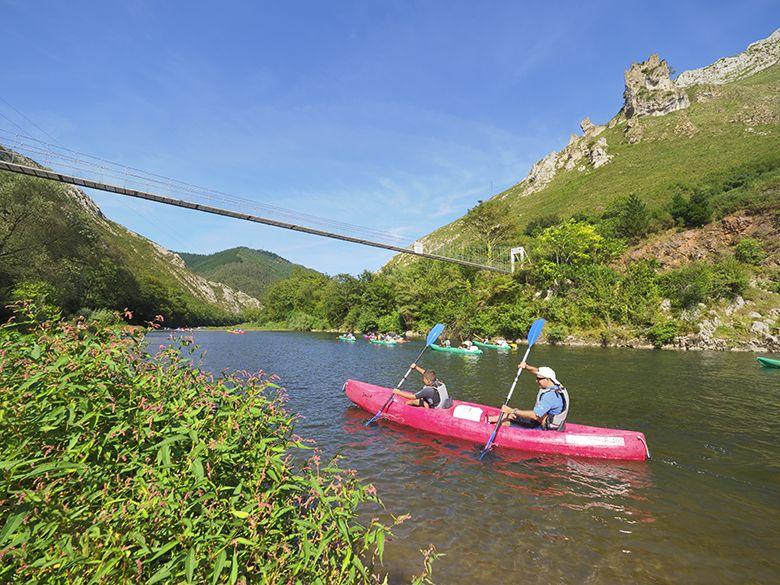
[676,28,780,87]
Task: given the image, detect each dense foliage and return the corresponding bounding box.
[0,167,244,327]
[0,308,395,583]
[250,181,774,346]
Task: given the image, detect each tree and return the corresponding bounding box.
[614,193,650,241]
[463,201,511,263]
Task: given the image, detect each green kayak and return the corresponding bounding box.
[473,341,513,351]
[430,344,483,355]
[338,336,356,342]
[369,339,397,346]
[757,356,780,368]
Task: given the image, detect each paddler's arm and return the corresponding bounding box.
[409,362,426,376]
[393,389,417,400]
[500,405,543,422]
[518,361,539,375]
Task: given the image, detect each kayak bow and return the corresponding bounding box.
[757,356,780,368]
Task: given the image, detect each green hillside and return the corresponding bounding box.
[178,246,311,299]
[418,61,780,255]
[0,152,260,326]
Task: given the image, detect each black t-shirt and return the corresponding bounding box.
[415,383,447,408]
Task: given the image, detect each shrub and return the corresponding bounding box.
[545,324,569,345]
[287,311,317,331]
[734,237,766,265]
[613,193,651,241]
[710,258,748,299]
[0,309,390,583]
[645,319,680,348]
[668,189,712,227]
[524,214,561,237]
[660,264,713,309]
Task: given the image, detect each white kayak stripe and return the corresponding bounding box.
[565,435,626,447]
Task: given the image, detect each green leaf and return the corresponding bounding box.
[192,457,204,481]
[230,510,249,519]
[185,547,196,583]
[229,548,238,585]
[0,512,25,543]
[147,566,171,585]
[211,549,226,585]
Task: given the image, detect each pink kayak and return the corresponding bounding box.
[345,379,650,461]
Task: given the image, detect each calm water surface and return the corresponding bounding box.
[148,331,779,584]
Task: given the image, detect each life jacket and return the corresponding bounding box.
[425,381,452,409]
[537,384,569,431]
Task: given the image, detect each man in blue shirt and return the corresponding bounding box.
[488,362,568,430]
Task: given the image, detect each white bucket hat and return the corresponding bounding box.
[536,366,560,385]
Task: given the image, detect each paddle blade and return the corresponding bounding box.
[526,318,546,347]
[426,323,446,346]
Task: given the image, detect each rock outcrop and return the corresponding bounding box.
[623,54,690,118]
[676,28,780,88]
[507,117,613,198]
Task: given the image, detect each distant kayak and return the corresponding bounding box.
[227,329,246,335]
[369,339,397,346]
[474,341,513,351]
[345,380,650,461]
[430,344,482,355]
[338,336,356,342]
[757,356,780,368]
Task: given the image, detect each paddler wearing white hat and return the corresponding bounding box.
[487,362,569,430]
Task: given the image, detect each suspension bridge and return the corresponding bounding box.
[0,130,521,274]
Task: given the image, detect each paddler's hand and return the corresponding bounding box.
[393,388,402,395]
[518,361,527,370]
[410,363,417,370]
[501,405,514,415]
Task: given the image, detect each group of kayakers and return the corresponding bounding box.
[393,360,569,431]
[364,332,408,343]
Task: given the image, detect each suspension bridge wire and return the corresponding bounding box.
[0,129,512,272]
[0,129,416,247]
[0,96,63,146]
[0,158,509,273]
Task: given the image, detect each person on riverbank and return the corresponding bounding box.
[392,364,453,409]
[488,362,569,430]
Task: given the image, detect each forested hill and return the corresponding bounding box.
[0,149,261,326]
[178,247,313,299]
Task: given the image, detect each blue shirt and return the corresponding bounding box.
[533,388,565,418]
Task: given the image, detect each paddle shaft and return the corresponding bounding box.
[365,344,430,425]
[480,345,532,457]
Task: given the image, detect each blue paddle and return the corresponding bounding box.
[364,323,446,426]
[479,318,546,459]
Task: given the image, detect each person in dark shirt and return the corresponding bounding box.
[392,363,452,409]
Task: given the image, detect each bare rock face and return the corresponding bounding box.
[517,151,560,197]
[676,28,780,88]
[589,137,612,168]
[624,54,690,118]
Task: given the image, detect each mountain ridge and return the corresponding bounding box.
[177,246,319,300]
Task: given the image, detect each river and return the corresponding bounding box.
[148,330,779,584]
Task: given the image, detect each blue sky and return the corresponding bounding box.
[1,1,777,274]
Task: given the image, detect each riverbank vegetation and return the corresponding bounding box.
[0,305,431,583]
[250,163,779,347]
